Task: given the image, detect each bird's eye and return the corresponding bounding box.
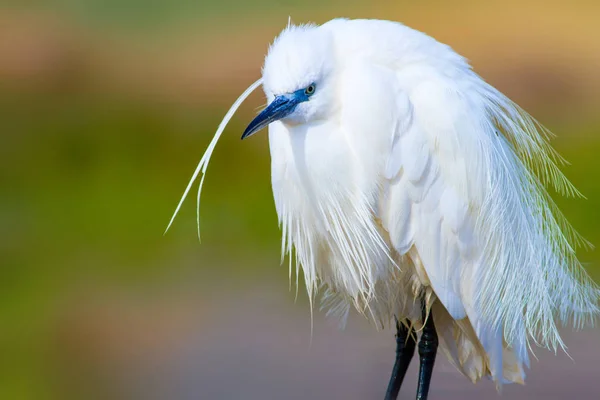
[304,84,316,96]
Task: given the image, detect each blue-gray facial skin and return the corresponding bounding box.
[241,84,316,139]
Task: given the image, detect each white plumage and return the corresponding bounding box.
[168,18,599,389]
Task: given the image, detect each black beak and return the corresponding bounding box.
[242,94,300,139]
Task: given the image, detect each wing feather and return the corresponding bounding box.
[382,66,599,382]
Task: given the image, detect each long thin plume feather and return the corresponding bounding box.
[164,78,263,238]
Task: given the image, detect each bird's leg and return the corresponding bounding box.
[415,304,438,400]
[384,317,416,400]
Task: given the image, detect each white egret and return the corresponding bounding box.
[168,19,599,399]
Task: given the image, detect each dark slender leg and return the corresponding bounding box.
[416,306,438,400]
[384,317,416,400]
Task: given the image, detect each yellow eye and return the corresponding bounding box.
[305,84,316,96]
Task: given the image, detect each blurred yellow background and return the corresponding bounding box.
[2,1,600,399]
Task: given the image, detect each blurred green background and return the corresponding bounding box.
[1,1,600,399]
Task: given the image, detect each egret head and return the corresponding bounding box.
[242,24,336,139]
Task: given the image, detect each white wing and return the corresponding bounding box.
[382,63,599,380]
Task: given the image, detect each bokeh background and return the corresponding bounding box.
[2,1,600,399]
